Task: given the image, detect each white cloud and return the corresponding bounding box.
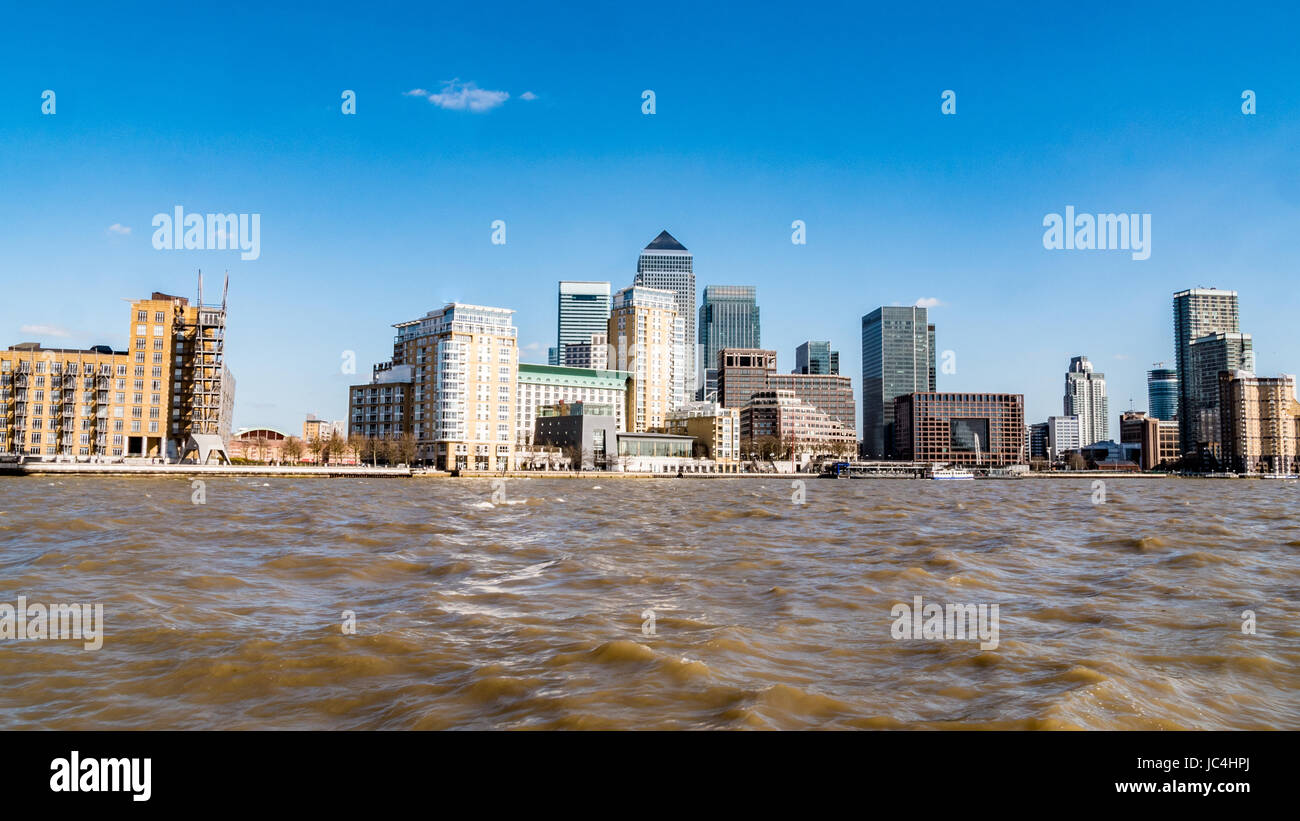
[914,297,943,308]
[407,79,510,112]
[1114,353,1130,360]
[522,341,543,352]
[21,324,70,338]
[520,91,538,101]
[107,223,131,235]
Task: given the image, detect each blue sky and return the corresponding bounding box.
[2,1,1298,436]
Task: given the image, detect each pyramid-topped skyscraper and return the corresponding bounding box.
[633,230,696,404]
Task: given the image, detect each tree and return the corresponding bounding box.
[396,432,418,465]
[306,436,324,465]
[326,431,346,465]
[348,433,366,466]
[1067,452,1088,471]
[282,436,304,464]
[562,444,584,471]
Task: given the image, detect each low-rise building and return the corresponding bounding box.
[893,392,1026,467]
[665,401,740,467]
[1047,415,1081,463]
[741,389,857,466]
[348,363,413,442]
[0,280,235,463]
[614,431,696,473]
[532,401,618,470]
[516,363,631,446]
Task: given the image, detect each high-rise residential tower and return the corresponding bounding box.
[634,231,696,397]
[698,285,760,402]
[1064,356,1109,447]
[861,306,935,458]
[1188,331,1254,458]
[555,281,611,367]
[1173,288,1240,453]
[389,303,518,471]
[609,285,682,432]
[1147,366,1179,421]
[794,341,839,375]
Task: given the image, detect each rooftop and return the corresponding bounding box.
[643,230,687,252]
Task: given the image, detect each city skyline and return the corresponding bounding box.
[3,4,1299,435]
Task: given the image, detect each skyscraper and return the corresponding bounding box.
[1188,331,1254,458]
[634,231,696,397]
[861,306,935,458]
[698,285,760,402]
[555,281,611,366]
[1173,288,1239,453]
[609,285,682,431]
[1147,366,1179,421]
[794,341,839,375]
[1064,356,1109,447]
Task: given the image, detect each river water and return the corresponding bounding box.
[1,476,1296,729]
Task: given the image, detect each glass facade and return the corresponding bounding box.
[1173,288,1239,453]
[861,306,936,458]
[698,285,760,401]
[556,281,611,366]
[794,341,838,375]
[1147,367,1179,421]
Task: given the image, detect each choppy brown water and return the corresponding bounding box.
[1,476,1297,730]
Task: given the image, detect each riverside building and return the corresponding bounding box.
[1188,331,1255,460]
[740,389,857,464]
[348,363,413,442]
[515,363,631,446]
[861,306,936,458]
[1046,415,1081,462]
[1217,370,1300,474]
[384,303,518,471]
[715,348,855,433]
[609,285,683,431]
[665,401,740,467]
[1173,288,1240,453]
[698,285,760,402]
[0,279,235,463]
[893,392,1026,467]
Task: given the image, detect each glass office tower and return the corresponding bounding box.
[861,306,936,458]
[698,285,760,402]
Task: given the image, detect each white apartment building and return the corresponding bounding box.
[1047,414,1082,462]
[1064,356,1109,446]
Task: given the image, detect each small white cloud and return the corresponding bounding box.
[107,223,131,236]
[522,341,543,352]
[520,91,538,101]
[1114,353,1130,360]
[21,324,70,338]
[408,79,510,112]
[914,297,943,308]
